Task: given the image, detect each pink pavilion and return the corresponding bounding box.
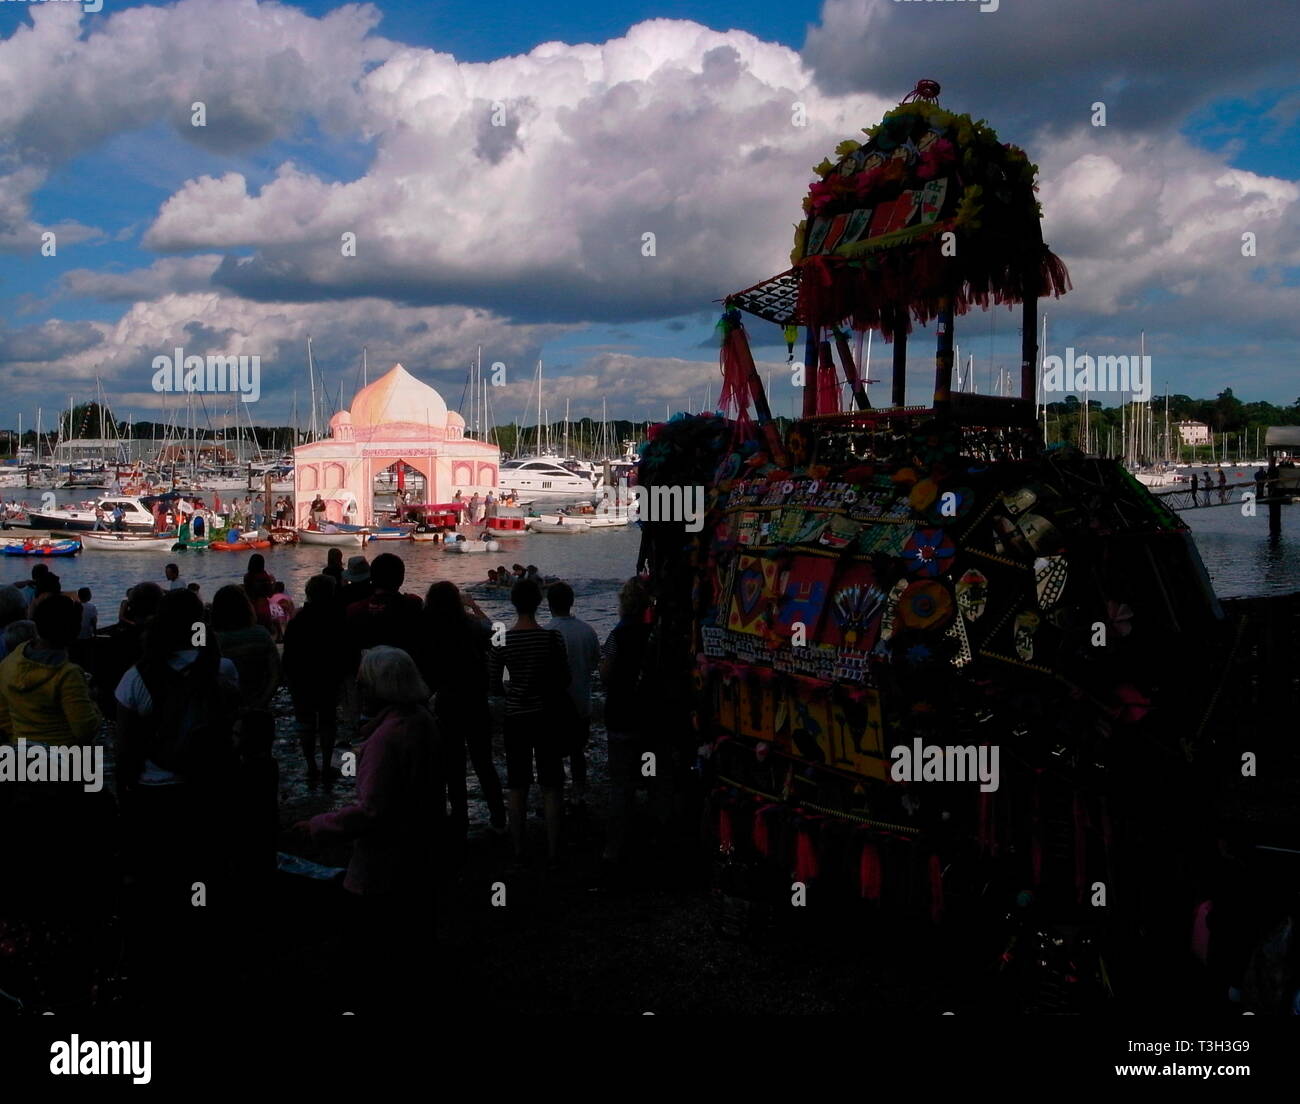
[293,363,499,527]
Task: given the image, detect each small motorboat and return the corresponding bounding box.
[535,511,632,529]
[365,527,416,542]
[483,504,529,536]
[2,537,81,556]
[82,533,178,551]
[528,518,588,534]
[296,528,366,548]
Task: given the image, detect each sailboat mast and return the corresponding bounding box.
[1038,314,1048,429]
[468,357,476,440]
[1139,331,1146,464]
[307,337,319,443]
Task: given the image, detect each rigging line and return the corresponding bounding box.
[457,365,470,419]
[353,351,366,407]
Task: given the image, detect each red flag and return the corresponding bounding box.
[396,462,405,492]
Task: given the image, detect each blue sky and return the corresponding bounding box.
[0,0,1296,432]
[282,0,823,61]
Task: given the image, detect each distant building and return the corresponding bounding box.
[1176,421,1210,446]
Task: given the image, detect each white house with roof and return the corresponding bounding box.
[1175,421,1210,446]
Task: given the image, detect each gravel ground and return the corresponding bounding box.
[264,684,968,1015]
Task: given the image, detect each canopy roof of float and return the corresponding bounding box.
[728,80,1070,341]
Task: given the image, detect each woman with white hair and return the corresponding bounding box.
[294,645,443,1007]
[298,646,443,894]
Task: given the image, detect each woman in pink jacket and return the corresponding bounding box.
[295,645,443,1008]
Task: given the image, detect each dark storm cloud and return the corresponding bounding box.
[804,0,1299,137]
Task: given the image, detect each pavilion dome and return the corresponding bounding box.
[349,363,448,429]
[446,410,465,427]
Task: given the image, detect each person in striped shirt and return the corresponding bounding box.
[488,579,571,869]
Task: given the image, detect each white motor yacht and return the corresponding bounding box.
[28,495,157,533]
[498,457,599,500]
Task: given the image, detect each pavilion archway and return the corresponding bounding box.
[372,458,430,502]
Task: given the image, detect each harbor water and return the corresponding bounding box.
[3,477,1292,611]
[1172,466,1300,600]
[3,485,641,637]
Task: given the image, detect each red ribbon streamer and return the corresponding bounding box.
[859,840,883,901]
[794,822,820,883]
[929,853,944,924]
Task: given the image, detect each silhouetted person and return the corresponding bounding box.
[284,574,348,782]
[598,578,654,872]
[421,581,506,844]
[114,588,241,1004]
[546,581,599,807]
[345,553,423,662]
[488,579,570,869]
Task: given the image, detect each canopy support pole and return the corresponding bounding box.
[933,298,954,411]
[835,329,871,411]
[802,328,819,418]
[1021,293,1039,404]
[890,312,908,407]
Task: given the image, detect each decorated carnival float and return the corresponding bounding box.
[634,82,1228,1005]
